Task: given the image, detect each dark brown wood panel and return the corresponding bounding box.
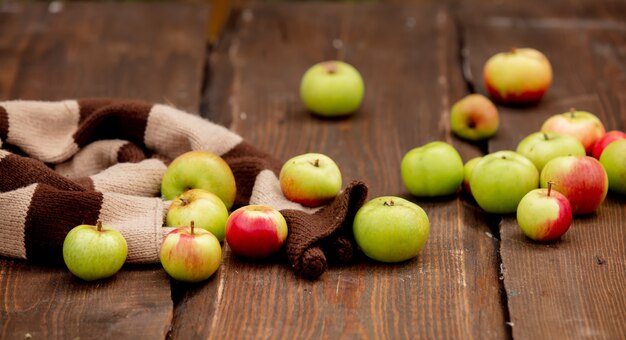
[0,3,209,338]
[179,4,506,339]
[462,3,626,339]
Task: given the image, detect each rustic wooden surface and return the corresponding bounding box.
[0,3,208,339]
[1,1,625,339]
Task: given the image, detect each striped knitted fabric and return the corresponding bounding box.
[0,99,367,279]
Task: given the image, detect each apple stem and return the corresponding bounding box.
[96,220,103,232]
[180,197,190,206]
[190,220,195,235]
[547,181,553,197]
[543,133,550,140]
[510,47,517,54]
[323,62,338,74]
[310,159,320,167]
[569,107,576,117]
[383,200,395,207]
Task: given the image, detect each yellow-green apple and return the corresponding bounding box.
[62,221,128,281]
[599,139,626,195]
[540,156,608,214]
[279,153,342,207]
[225,205,288,259]
[166,189,230,242]
[353,196,429,263]
[540,109,606,155]
[450,94,499,141]
[160,221,222,282]
[515,132,586,172]
[161,151,236,209]
[483,48,552,105]
[401,141,464,197]
[300,60,364,117]
[516,182,573,242]
[592,130,626,159]
[462,156,482,197]
[470,151,539,214]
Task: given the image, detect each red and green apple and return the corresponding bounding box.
[225,205,288,259]
[592,130,626,159]
[516,182,573,242]
[166,189,230,242]
[450,94,499,141]
[279,153,342,207]
[540,109,606,155]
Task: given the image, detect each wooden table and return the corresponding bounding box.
[1,1,625,339]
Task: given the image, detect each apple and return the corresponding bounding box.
[515,132,586,172]
[225,205,288,259]
[540,109,606,155]
[161,151,236,209]
[516,182,573,242]
[160,221,222,282]
[279,153,342,207]
[470,151,539,214]
[353,196,429,263]
[166,189,230,242]
[62,221,128,281]
[592,130,626,159]
[483,48,552,104]
[540,155,608,215]
[450,94,499,141]
[401,141,464,197]
[463,156,482,196]
[599,139,626,195]
[300,60,364,117]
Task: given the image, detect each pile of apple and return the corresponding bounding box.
[61,49,625,282]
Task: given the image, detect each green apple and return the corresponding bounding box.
[353,196,429,263]
[540,109,606,154]
[599,139,626,195]
[516,183,573,242]
[540,156,608,214]
[166,189,230,242]
[300,60,364,117]
[279,153,342,207]
[515,131,586,172]
[450,94,499,141]
[62,221,128,281]
[483,47,552,104]
[161,151,236,209]
[160,222,222,282]
[401,141,464,197]
[463,156,482,196]
[470,151,539,214]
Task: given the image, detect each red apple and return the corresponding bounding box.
[540,156,608,215]
[540,108,606,155]
[591,130,626,159]
[225,205,288,259]
[516,182,573,242]
[483,48,552,105]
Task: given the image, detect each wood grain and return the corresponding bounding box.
[174,4,506,339]
[0,3,208,338]
[461,3,626,339]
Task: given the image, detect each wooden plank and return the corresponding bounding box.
[461,3,626,339]
[0,3,209,338]
[175,3,506,339]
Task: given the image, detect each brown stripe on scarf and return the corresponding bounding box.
[0,105,8,143]
[0,153,86,192]
[24,184,104,263]
[77,98,116,122]
[222,142,282,207]
[73,101,152,148]
[117,142,147,163]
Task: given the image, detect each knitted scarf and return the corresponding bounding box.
[0,99,368,279]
